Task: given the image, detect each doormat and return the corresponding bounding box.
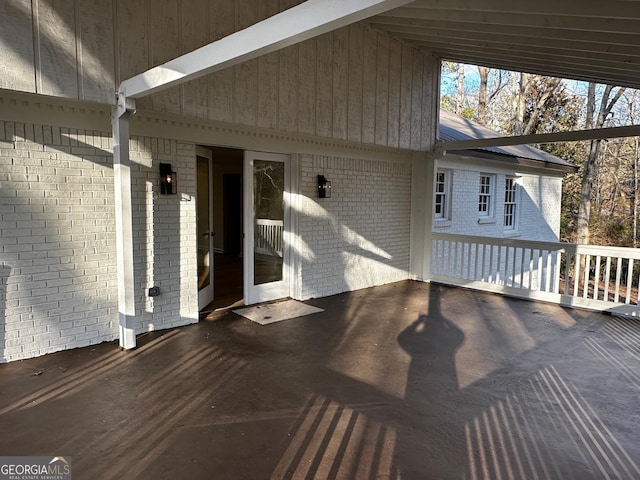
[233,300,324,325]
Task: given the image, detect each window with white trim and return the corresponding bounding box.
[434,170,451,221]
[504,176,518,229]
[478,174,494,217]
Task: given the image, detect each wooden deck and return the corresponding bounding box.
[1,281,639,479]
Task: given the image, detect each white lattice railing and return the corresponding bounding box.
[430,233,640,317]
[255,219,283,257]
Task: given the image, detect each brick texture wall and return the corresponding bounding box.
[0,121,197,362]
[434,160,563,241]
[297,154,412,299]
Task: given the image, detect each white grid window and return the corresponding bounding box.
[434,170,451,220]
[478,174,494,217]
[504,177,518,229]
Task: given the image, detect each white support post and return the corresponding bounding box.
[409,52,441,282]
[113,93,137,349]
[422,54,441,281]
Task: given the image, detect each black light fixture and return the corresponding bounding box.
[159,163,177,195]
[317,175,332,198]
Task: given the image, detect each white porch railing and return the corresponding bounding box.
[256,219,283,257]
[430,233,640,317]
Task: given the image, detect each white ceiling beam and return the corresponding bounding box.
[120,0,413,99]
[439,125,640,151]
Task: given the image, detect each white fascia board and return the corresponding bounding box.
[120,0,413,99]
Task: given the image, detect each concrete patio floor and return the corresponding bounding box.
[1,281,639,479]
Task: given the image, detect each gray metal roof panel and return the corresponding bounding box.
[439,109,576,168]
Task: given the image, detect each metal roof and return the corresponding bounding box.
[366,0,640,91]
[439,109,577,170]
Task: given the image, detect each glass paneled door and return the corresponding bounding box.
[197,147,214,309]
[244,151,290,305]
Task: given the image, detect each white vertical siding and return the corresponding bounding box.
[0,0,435,151]
[0,1,35,93]
[181,0,210,119]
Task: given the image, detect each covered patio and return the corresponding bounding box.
[1,281,638,479]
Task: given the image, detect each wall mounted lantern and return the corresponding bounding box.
[160,163,177,195]
[317,175,332,198]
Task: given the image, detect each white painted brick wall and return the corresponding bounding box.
[0,122,198,363]
[297,154,411,300]
[129,136,199,335]
[434,158,563,242]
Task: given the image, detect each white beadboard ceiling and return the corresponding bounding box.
[365,0,640,89]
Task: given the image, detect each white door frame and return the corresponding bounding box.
[197,146,214,309]
[243,151,294,305]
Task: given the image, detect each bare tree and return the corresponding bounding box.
[456,63,465,116]
[634,136,640,247]
[477,66,508,126]
[576,83,626,244]
[513,73,528,135]
[626,90,640,246]
[522,78,562,135]
[511,74,562,135]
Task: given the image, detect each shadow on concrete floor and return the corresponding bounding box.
[1,281,639,479]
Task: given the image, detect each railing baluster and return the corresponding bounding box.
[637,264,640,306]
[528,249,535,290]
[463,243,470,279]
[564,252,572,295]
[534,250,540,291]
[614,257,623,303]
[483,244,488,283]
[594,256,601,301]
[515,247,522,288]
[626,258,634,305]
[544,250,552,292]
[520,248,527,289]
[431,239,436,274]
[471,243,477,280]
[604,256,612,302]
[494,244,500,284]
[553,250,569,293]
[445,240,449,275]
[449,241,455,277]
[494,245,504,285]
[582,254,590,299]
[573,253,580,297]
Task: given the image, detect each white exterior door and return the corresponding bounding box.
[244,151,291,305]
[197,147,214,309]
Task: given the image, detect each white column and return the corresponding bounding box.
[112,94,137,349]
[409,52,440,281]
